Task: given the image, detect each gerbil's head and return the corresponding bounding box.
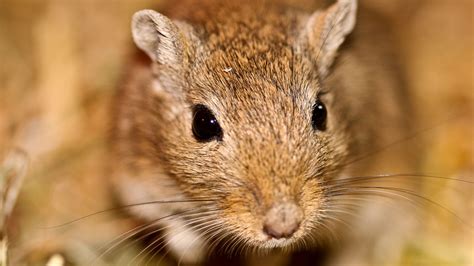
[129,0,357,251]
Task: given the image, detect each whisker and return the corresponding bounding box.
[339,112,466,169]
[91,208,207,265]
[145,211,220,265]
[326,192,425,226]
[328,187,433,212]
[43,198,217,229]
[310,214,342,243]
[129,209,219,265]
[123,213,201,265]
[139,224,180,266]
[319,208,361,220]
[206,225,234,256]
[175,220,221,266]
[322,173,473,187]
[218,227,241,257]
[327,186,472,228]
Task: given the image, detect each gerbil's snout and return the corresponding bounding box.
[263,202,303,239]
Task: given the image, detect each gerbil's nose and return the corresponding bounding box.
[263,202,303,239]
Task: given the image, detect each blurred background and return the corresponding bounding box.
[0,0,472,265]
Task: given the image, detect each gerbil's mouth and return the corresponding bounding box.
[263,237,297,248]
[251,225,305,250]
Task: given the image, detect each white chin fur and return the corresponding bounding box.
[114,173,207,263]
[164,219,207,264]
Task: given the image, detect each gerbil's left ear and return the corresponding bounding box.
[302,0,357,77]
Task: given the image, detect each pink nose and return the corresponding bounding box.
[263,202,303,239]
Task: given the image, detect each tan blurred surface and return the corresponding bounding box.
[0,0,472,265]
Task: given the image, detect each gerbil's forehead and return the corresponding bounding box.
[188,1,317,90]
[193,46,316,92]
[188,40,321,121]
[185,2,322,125]
[190,47,318,109]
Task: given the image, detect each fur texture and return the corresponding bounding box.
[111,0,411,264]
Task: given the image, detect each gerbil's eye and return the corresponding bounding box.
[192,104,223,142]
[312,100,327,131]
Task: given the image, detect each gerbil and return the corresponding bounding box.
[111,0,412,264]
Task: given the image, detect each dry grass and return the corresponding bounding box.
[0,0,472,265]
[1,150,29,266]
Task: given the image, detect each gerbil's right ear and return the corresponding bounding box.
[132,10,190,68]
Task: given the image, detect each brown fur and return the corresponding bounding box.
[111,0,411,264]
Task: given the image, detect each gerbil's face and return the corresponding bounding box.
[150,31,350,251]
[168,56,349,249]
[130,0,356,251]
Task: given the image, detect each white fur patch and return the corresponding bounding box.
[165,219,207,264]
